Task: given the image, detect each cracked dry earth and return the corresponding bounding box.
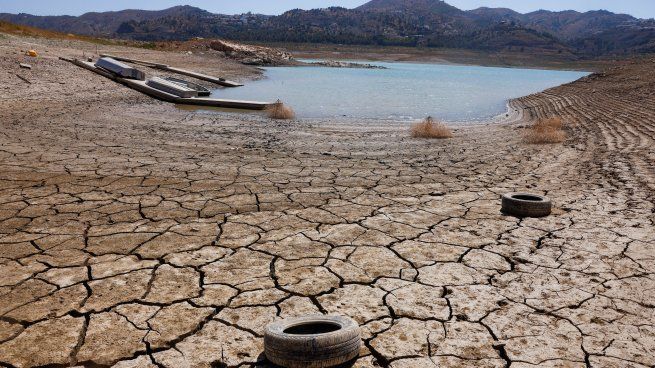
[2,36,655,368]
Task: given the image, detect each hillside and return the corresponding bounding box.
[573,20,655,56]
[520,10,637,40]
[1,6,211,36]
[357,0,463,15]
[1,0,653,57]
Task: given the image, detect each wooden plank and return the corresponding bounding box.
[180,97,270,110]
[156,66,244,87]
[99,53,167,68]
[16,74,31,84]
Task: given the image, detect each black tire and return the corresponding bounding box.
[501,193,552,218]
[264,315,361,368]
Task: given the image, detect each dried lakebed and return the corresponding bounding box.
[0,34,654,368]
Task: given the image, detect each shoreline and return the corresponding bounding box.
[270,43,612,72]
[294,55,596,73]
[210,60,589,124]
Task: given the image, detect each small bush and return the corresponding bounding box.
[266,100,295,120]
[410,117,453,139]
[523,117,566,144]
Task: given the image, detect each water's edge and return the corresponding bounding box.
[208,60,589,122]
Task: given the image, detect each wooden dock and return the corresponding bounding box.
[97,54,168,68]
[155,66,243,87]
[99,54,243,87]
[62,57,271,111]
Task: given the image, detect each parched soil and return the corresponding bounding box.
[1,34,654,368]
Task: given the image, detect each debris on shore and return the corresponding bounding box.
[61,56,271,110]
[15,74,31,84]
[305,60,387,69]
[208,40,294,66]
[139,39,386,69]
[161,38,294,66]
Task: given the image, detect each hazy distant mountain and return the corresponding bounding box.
[521,10,637,40]
[0,6,210,36]
[1,0,653,57]
[572,19,655,56]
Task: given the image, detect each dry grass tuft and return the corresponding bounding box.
[523,117,566,144]
[410,117,453,139]
[0,20,162,48]
[1,20,113,45]
[266,100,295,120]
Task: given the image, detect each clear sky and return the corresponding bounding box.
[2,0,654,19]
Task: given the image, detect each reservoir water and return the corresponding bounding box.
[212,61,588,121]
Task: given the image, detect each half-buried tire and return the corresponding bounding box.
[264,315,361,368]
[502,193,552,218]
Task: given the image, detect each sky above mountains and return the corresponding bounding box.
[3,0,655,18]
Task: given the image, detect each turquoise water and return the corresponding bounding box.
[212,61,588,121]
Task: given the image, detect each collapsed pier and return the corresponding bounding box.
[61,55,272,110]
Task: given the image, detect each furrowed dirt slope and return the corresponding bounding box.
[0,34,653,368]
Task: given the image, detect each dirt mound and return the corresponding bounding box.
[145,38,295,66]
[207,40,293,66]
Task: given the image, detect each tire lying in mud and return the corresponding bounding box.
[264,315,361,368]
[501,193,552,218]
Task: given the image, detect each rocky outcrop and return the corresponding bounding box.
[306,60,387,69]
[208,39,294,66]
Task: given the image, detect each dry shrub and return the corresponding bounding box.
[266,100,295,120]
[410,116,453,139]
[0,20,122,46]
[523,117,566,144]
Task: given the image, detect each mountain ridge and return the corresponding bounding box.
[1,0,653,57]
[357,0,464,15]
